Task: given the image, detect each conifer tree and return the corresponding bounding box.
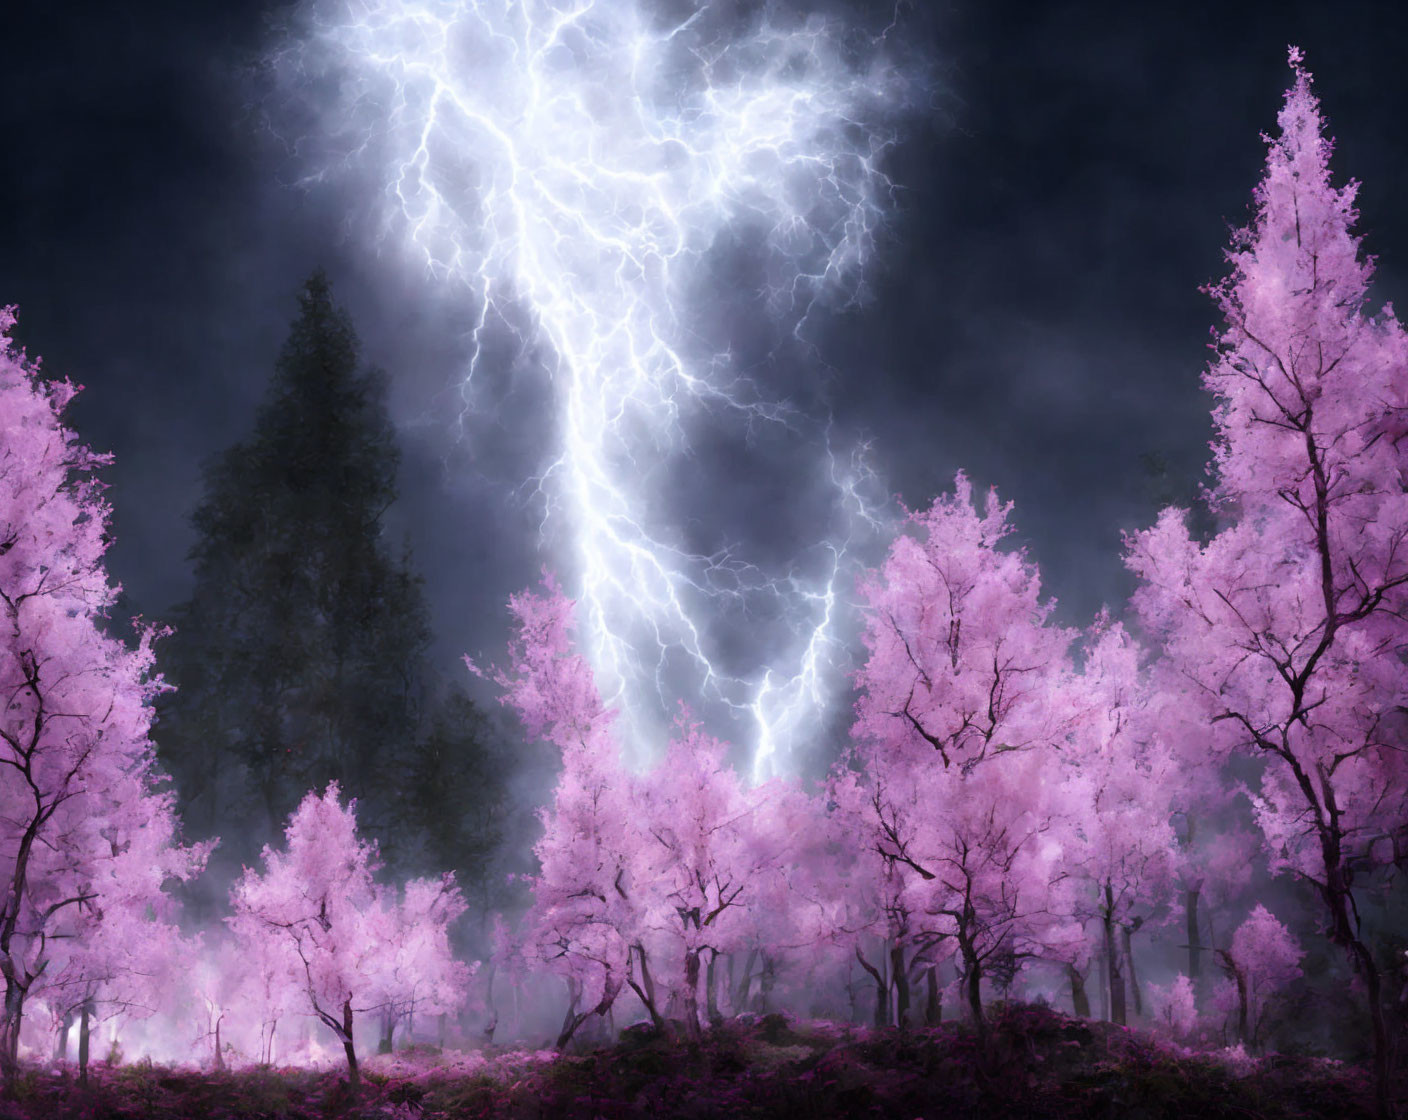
[157,272,434,874]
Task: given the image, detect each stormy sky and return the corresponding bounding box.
[3,0,1407,772]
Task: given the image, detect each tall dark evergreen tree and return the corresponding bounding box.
[157,272,435,878]
[398,682,518,930]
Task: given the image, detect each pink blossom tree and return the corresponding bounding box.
[483,580,819,1042]
[1165,774,1258,1007]
[474,579,641,1048]
[368,874,473,1052]
[187,934,296,1068]
[228,783,469,1089]
[730,787,836,1018]
[1147,973,1197,1037]
[42,802,204,1082]
[633,714,804,1035]
[1171,816,1259,1009]
[815,772,937,1027]
[0,309,206,1085]
[1215,904,1304,1051]
[847,475,1081,1042]
[1058,619,1179,1024]
[1127,52,1408,1109]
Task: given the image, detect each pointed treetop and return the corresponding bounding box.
[1202,49,1387,511]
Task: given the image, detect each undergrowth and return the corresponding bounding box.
[0,1003,1381,1119]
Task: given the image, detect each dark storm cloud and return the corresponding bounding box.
[817,0,1408,628]
[3,0,1408,756]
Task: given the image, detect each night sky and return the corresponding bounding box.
[3,0,1408,769]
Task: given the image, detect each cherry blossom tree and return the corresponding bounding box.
[1127,52,1408,1112]
[228,783,469,1089]
[473,579,641,1048]
[846,475,1081,1041]
[1058,619,1179,1024]
[41,803,203,1083]
[1166,777,1258,1007]
[728,786,833,1018]
[816,773,939,1027]
[0,309,207,1085]
[369,874,473,1052]
[1215,904,1304,1051]
[186,935,293,1068]
[1147,973,1197,1037]
[1171,816,1259,1008]
[483,580,822,1042]
[634,714,804,1035]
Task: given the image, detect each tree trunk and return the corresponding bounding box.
[625,944,666,1035]
[890,943,911,1029]
[965,957,983,1028]
[682,949,702,1037]
[214,1015,224,1071]
[1096,948,1109,1021]
[378,1012,394,1054]
[1319,836,1393,1119]
[636,945,659,1020]
[1067,963,1091,1019]
[854,947,889,1027]
[482,961,496,1043]
[1235,964,1249,1046]
[78,1000,91,1088]
[0,970,27,1090]
[556,977,588,1050]
[957,920,986,1049]
[1185,881,1204,1005]
[1103,898,1126,1026]
[733,948,756,1013]
[757,954,777,1013]
[847,961,859,1023]
[924,965,941,1026]
[54,1011,72,1064]
[705,951,722,1026]
[340,999,359,1093]
[556,1008,588,1050]
[1122,924,1143,1017]
[1349,935,1392,1120]
[1217,949,1250,1046]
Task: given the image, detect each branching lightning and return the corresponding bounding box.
[273,0,909,778]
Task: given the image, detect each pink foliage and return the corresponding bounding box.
[229,784,469,1082]
[1148,974,1198,1036]
[0,309,207,1079]
[377,873,475,1030]
[470,574,616,766]
[487,579,817,1040]
[1056,619,1179,1015]
[843,476,1080,1021]
[853,473,1077,772]
[1126,53,1408,889]
[1218,904,1303,1046]
[634,713,807,1028]
[1127,55,1400,1089]
[482,580,636,1044]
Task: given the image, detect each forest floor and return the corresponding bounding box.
[0,1002,1384,1119]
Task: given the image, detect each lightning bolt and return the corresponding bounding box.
[270,0,911,779]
